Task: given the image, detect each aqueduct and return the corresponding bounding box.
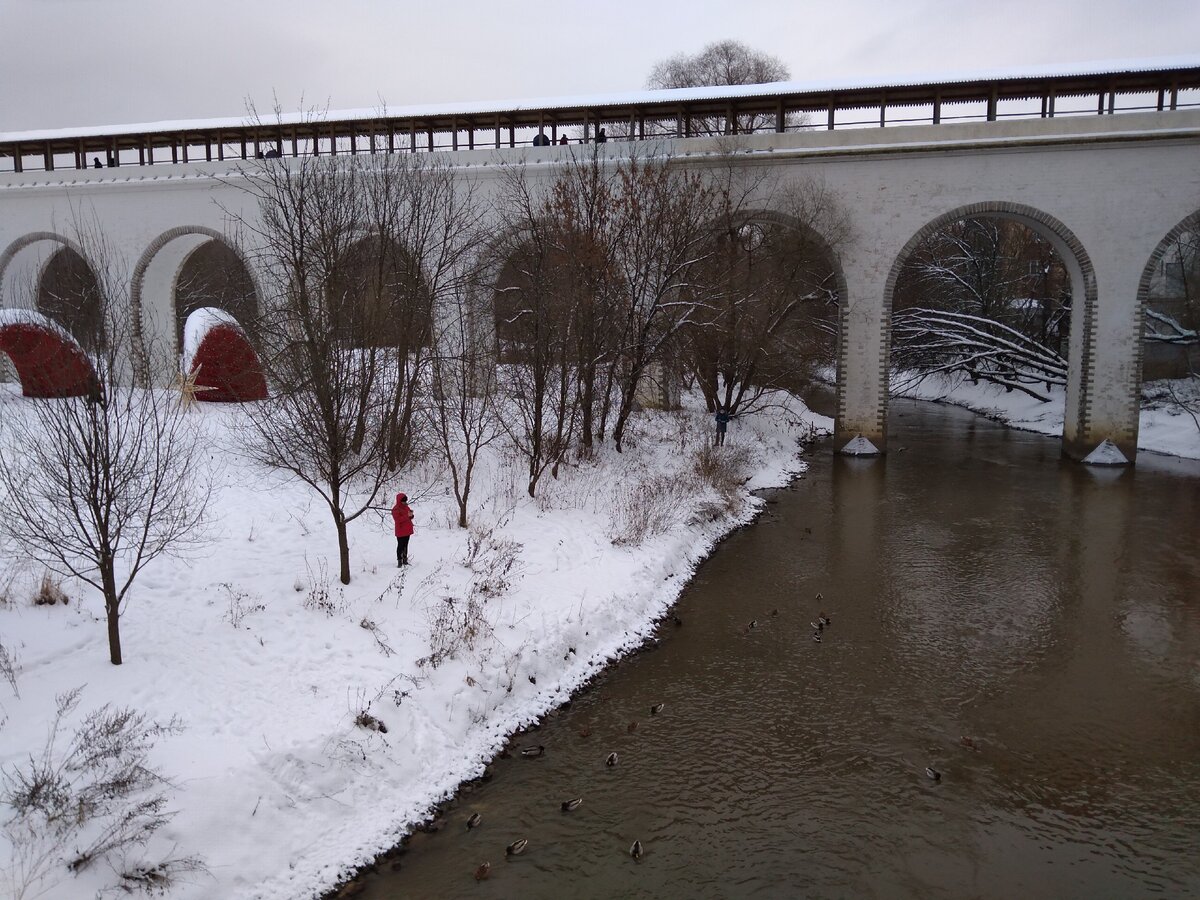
[1,60,1198,463]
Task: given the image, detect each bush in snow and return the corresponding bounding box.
[0,687,199,899]
[0,640,17,699]
[693,441,756,513]
[608,473,694,546]
[32,573,68,607]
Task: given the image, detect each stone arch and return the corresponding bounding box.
[879,201,1097,459]
[0,231,100,321]
[1136,209,1200,383]
[130,226,261,383]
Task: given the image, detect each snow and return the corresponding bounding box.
[0,389,830,900]
[3,55,1197,145]
[893,370,1200,460]
[182,306,243,373]
[0,307,74,342]
[840,434,881,456]
[1082,439,1130,466]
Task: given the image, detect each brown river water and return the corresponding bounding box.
[357,397,1200,899]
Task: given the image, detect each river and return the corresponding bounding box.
[356,397,1200,899]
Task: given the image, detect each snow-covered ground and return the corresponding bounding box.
[895,371,1200,460]
[0,386,828,900]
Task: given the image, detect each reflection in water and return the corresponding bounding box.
[360,400,1200,900]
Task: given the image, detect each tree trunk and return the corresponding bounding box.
[102,558,122,665]
[335,511,351,585]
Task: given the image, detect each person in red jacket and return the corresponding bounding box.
[391,492,414,567]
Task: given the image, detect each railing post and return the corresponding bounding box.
[827,99,835,130]
[933,92,941,125]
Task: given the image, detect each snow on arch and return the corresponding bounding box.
[0,308,100,398]
[182,307,267,403]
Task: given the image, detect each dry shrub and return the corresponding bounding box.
[2,687,194,899]
[33,572,68,606]
[693,441,755,508]
[419,594,490,669]
[302,557,344,617]
[0,639,18,698]
[460,521,523,598]
[608,473,695,546]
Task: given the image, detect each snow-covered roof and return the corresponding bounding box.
[3,55,1198,145]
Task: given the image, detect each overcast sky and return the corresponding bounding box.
[1,0,1196,132]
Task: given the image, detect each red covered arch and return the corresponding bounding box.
[0,312,99,398]
[183,308,267,402]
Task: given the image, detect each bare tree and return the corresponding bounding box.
[492,163,582,496]
[648,40,797,135]
[607,151,721,451]
[425,285,502,528]
[229,150,407,584]
[0,223,210,665]
[541,146,625,452]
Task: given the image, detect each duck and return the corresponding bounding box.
[925,766,942,782]
[649,702,665,716]
[466,812,482,830]
[673,615,684,627]
[815,592,824,601]
[748,619,758,630]
[959,735,977,751]
[606,752,619,767]
[818,613,831,627]
[770,608,779,617]
[521,745,545,758]
[506,838,529,857]
[630,840,643,860]
[578,725,592,739]
[810,620,823,631]
[812,632,822,643]
[474,861,490,881]
[627,721,638,733]
[561,798,583,812]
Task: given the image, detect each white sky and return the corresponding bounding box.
[1,0,1197,132]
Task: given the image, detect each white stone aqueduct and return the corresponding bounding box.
[2,111,1199,464]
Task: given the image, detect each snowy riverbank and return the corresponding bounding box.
[0,388,828,900]
[894,372,1200,460]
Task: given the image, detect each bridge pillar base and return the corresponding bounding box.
[1062,433,1137,466]
[833,426,886,457]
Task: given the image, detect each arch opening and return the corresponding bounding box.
[685,209,845,415]
[327,235,433,350]
[881,202,1096,459]
[1137,211,1200,429]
